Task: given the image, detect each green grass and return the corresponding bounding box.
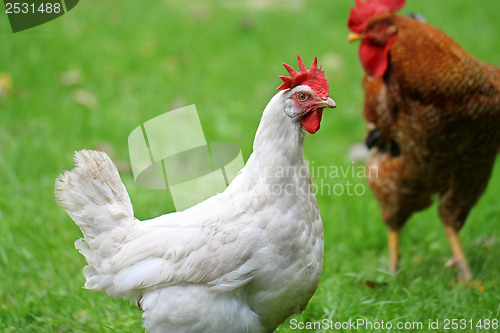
[1,0,500,331]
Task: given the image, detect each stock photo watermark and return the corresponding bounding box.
[3,0,79,33]
[265,161,378,198]
[128,105,244,211]
[289,317,499,331]
[128,105,378,211]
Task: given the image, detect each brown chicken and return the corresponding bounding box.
[347,0,500,281]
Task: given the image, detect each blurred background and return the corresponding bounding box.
[1,0,499,331]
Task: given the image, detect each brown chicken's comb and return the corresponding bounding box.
[277,55,329,97]
[348,0,405,32]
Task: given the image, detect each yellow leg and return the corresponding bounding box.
[443,225,472,282]
[388,228,400,274]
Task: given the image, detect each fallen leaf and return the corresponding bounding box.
[60,69,82,86]
[72,88,98,110]
[0,73,13,98]
[359,279,388,289]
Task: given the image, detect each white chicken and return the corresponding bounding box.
[55,55,336,333]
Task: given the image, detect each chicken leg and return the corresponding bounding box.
[438,188,476,282]
[388,228,400,274]
[443,225,472,282]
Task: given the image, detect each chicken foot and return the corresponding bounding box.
[443,225,472,282]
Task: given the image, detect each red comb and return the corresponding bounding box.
[348,0,405,33]
[277,55,329,97]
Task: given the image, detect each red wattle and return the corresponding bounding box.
[301,109,323,134]
[359,35,396,78]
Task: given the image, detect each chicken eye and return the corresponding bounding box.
[297,92,308,102]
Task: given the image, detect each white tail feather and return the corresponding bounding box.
[55,150,135,296]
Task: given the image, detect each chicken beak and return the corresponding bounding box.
[316,97,336,109]
[347,32,364,43]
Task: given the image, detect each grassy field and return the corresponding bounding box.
[1,0,500,332]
